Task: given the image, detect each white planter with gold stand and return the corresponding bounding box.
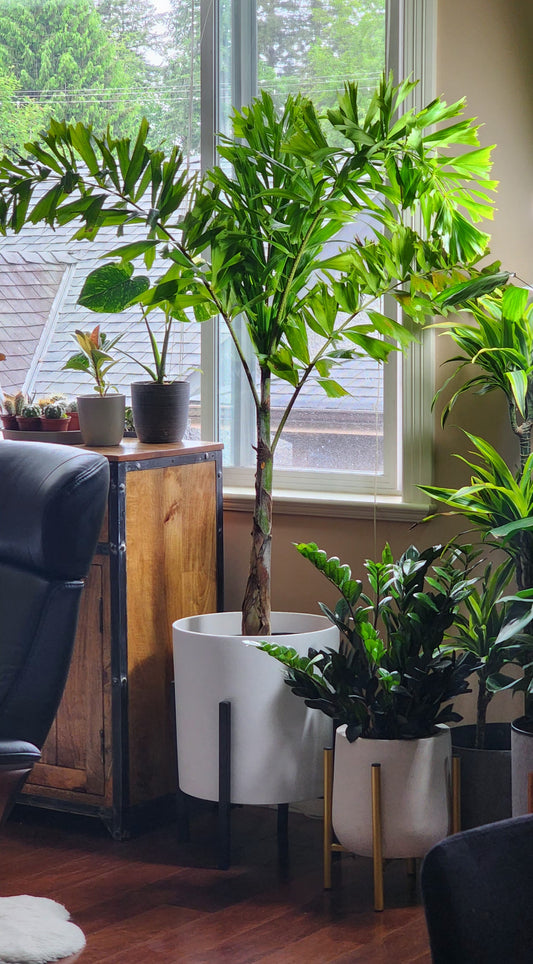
[324,724,456,909]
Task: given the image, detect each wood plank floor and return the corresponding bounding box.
[2,803,432,963]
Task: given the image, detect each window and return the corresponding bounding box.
[0,0,436,508]
[201,0,437,507]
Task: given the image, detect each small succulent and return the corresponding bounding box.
[43,402,67,419]
[4,391,28,415]
[39,393,66,410]
[65,399,78,414]
[21,403,42,418]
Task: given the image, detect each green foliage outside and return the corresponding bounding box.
[0,0,386,153]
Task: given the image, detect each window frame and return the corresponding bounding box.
[199,0,438,513]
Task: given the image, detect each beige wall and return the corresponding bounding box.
[222,0,533,721]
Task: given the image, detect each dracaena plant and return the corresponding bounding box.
[0,73,507,636]
[420,433,533,591]
[448,558,533,749]
[256,542,479,741]
[425,284,533,592]
[433,284,533,470]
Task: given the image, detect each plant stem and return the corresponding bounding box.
[241,365,273,635]
[475,676,491,750]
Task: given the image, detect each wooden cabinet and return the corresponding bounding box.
[22,440,223,837]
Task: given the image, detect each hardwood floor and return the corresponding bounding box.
[2,803,432,963]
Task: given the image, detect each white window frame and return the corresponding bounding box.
[199,0,437,516]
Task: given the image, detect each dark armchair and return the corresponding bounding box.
[0,440,109,826]
[421,813,533,964]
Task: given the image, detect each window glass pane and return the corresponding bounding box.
[219,0,390,485]
[0,0,203,434]
[257,0,386,108]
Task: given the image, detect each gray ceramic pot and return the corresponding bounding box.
[131,380,190,443]
[77,394,125,447]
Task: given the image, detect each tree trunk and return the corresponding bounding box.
[241,367,273,636]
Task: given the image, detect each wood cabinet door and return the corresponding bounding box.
[25,560,108,798]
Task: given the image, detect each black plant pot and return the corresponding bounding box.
[131,381,190,444]
[451,722,511,830]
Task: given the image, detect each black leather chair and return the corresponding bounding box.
[421,813,533,964]
[0,440,109,826]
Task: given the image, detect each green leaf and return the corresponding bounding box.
[78,264,150,313]
[436,271,509,308]
[316,378,350,398]
[101,240,159,261]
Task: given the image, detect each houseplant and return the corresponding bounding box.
[256,541,478,872]
[0,390,23,430]
[40,401,71,432]
[78,275,191,442]
[420,283,533,819]
[16,402,42,431]
[65,399,79,431]
[0,74,506,635]
[0,74,506,811]
[427,283,533,589]
[446,557,533,826]
[64,326,125,446]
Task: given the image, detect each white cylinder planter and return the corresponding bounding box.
[332,724,452,859]
[173,611,338,805]
[511,717,533,816]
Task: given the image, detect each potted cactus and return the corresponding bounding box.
[1,395,18,430]
[40,402,71,432]
[65,400,79,431]
[1,391,27,430]
[16,403,42,431]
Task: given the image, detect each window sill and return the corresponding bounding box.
[223,486,430,521]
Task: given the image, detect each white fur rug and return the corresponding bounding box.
[0,895,86,964]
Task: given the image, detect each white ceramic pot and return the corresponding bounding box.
[332,723,452,859]
[172,611,338,805]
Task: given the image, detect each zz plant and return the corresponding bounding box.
[0,74,506,635]
[257,542,479,741]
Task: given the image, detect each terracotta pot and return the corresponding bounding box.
[40,416,71,432]
[16,415,41,431]
[67,412,80,431]
[131,380,190,444]
[332,724,452,859]
[173,611,338,805]
[0,414,18,430]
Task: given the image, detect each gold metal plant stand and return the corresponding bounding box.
[323,747,462,912]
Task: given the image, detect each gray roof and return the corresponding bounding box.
[0,218,201,404]
[0,208,382,418]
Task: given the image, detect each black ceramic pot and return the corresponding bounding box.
[451,722,511,829]
[131,380,190,443]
